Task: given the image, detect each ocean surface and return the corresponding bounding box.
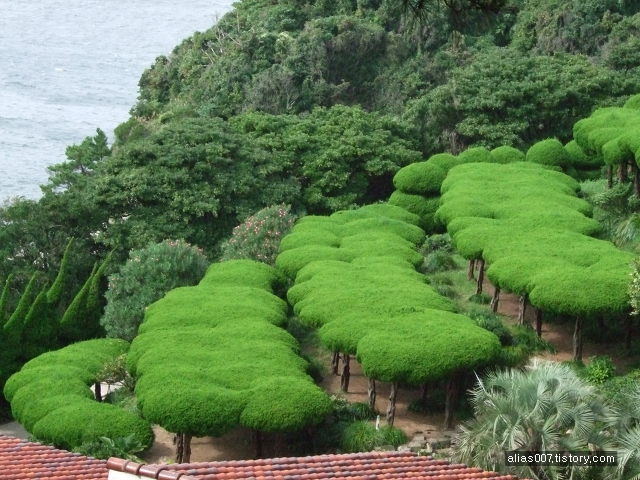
[0,0,234,201]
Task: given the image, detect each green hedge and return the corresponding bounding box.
[3,339,153,450]
[129,260,331,438]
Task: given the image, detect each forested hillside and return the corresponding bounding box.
[2,0,640,293]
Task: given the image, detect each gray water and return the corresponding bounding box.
[0,0,234,201]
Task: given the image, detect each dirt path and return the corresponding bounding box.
[481,275,640,372]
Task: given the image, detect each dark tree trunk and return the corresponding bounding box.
[608,166,613,189]
[517,295,527,325]
[490,286,500,313]
[176,433,184,463]
[368,378,376,410]
[386,382,399,426]
[255,431,263,459]
[331,351,340,375]
[620,160,628,183]
[535,308,543,338]
[340,354,350,392]
[573,317,583,362]
[467,259,476,280]
[94,382,102,402]
[183,434,192,463]
[444,375,460,430]
[625,315,633,350]
[420,383,428,404]
[633,162,640,196]
[475,259,485,294]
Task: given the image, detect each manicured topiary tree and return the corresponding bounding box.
[3,273,39,347]
[0,274,14,327]
[59,264,97,343]
[129,260,331,461]
[4,338,154,451]
[437,162,634,361]
[46,238,74,315]
[21,286,58,361]
[278,204,502,426]
[490,146,525,164]
[526,138,571,168]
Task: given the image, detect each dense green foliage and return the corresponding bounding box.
[437,162,632,317]
[339,421,407,453]
[220,204,297,264]
[2,0,640,292]
[101,240,208,341]
[454,360,610,480]
[3,339,153,450]
[128,260,331,438]
[279,204,500,388]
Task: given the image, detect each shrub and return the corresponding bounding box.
[490,146,525,164]
[73,434,145,462]
[220,204,297,264]
[421,234,452,254]
[101,240,208,341]
[583,356,616,385]
[423,251,457,273]
[392,162,446,195]
[511,325,555,353]
[339,421,407,453]
[468,293,491,305]
[526,138,571,168]
[471,312,513,346]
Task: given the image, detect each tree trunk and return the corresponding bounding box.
[368,378,376,410]
[490,286,500,313]
[331,351,340,375]
[467,259,475,280]
[625,315,633,350]
[573,317,583,363]
[475,259,485,294]
[517,295,527,325]
[183,434,192,463]
[620,160,628,183]
[340,354,350,392]
[176,433,184,463]
[608,166,613,189]
[633,162,640,196]
[255,430,263,459]
[94,382,102,402]
[443,375,460,430]
[535,308,543,338]
[386,382,399,426]
[420,383,428,404]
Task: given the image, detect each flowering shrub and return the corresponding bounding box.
[100,240,208,341]
[220,204,297,265]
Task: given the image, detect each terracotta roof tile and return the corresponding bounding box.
[0,435,107,480]
[108,452,520,480]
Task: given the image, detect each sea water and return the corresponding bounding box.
[0,0,233,201]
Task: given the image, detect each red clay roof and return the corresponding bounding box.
[108,451,519,480]
[0,434,107,480]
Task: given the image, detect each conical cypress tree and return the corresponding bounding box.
[3,273,39,347]
[22,285,59,361]
[46,238,74,313]
[0,274,14,328]
[84,253,112,339]
[59,263,97,343]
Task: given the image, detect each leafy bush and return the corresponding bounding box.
[583,356,616,385]
[421,234,452,254]
[73,434,146,461]
[339,421,407,453]
[471,312,513,346]
[511,325,555,353]
[101,240,208,341]
[423,251,457,273]
[468,293,492,305]
[220,204,297,265]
